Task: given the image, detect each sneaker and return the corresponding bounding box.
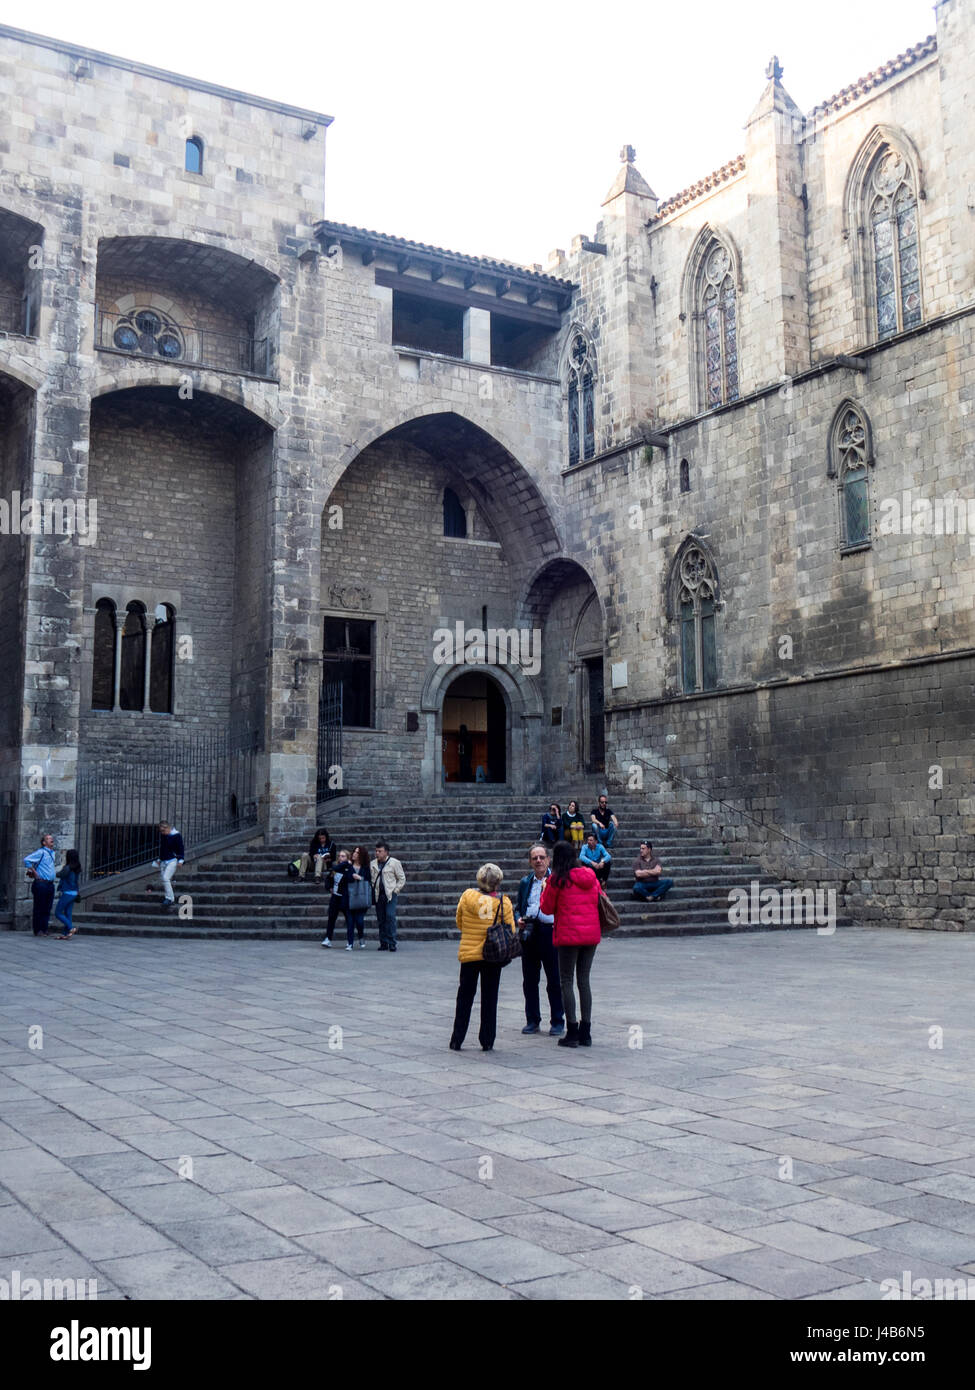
[345,944,353,951]
[358,940,366,949]
[389,945,397,952]
[321,939,331,948]
[549,1023,565,1037]
[522,1023,540,1035]
[377,944,388,951]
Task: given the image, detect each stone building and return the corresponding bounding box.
[0,1,972,929]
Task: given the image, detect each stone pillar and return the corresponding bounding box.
[936,0,975,305]
[743,60,811,383]
[463,307,491,365]
[14,201,93,926]
[600,149,659,443]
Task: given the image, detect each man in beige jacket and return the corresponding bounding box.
[371,841,406,951]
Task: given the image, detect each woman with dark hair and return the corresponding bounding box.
[561,800,586,849]
[540,803,562,847]
[53,848,82,939]
[346,846,372,950]
[300,827,335,882]
[540,839,600,1049]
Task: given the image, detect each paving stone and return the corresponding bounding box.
[362,1258,520,1300]
[698,1248,861,1299]
[162,1215,301,1263]
[0,1204,67,1256]
[163,1155,286,1193]
[573,1241,723,1295]
[217,1254,383,1300]
[224,1185,370,1237]
[509,1270,631,1299]
[297,1227,440,1274]
[710,1175,821,1210]
[98,1249,245,1300]
[486,1211,623,1254]
[787,1196,908,1235]
[47,1215,174,1260]
[623,1220,760,1261]
[432,1234,581,1285]
[858,1220,975,1266]
[739,1219,879,1263]
[369,1200,496,1248]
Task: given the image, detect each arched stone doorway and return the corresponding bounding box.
[518,557,606,783]
[441,670,507,784]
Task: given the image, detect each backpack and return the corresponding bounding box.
[287,858,302,879]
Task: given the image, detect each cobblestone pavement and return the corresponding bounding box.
[2,928,975,1301]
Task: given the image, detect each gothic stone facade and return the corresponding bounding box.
[0,1,973,929]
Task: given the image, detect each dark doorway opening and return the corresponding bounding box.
[442,672,507,784]
[585,658,605,774]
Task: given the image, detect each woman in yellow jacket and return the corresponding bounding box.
[450,863,517,1052]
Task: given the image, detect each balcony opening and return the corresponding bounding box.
[490,315,552,371]
[392,289,463,358]
[0,208,43,337]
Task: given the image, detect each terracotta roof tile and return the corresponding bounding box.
[809,33,937,118]
[649,155,746,224]
[316,220,573,289]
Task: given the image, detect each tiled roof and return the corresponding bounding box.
[809,34,937,118]
[649,155,746,224]
[316,220,574,289]
[648,32,937,226]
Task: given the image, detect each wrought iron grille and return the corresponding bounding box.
[75,730,261,882]
[93,308,270,377]
[317,681,344,803]
[0,293,33,336]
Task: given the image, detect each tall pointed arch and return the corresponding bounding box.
[828,399,874,550]
[681,225,743,413]
[666,535,721,693]
[844,125,924,344]
[560,324,597,466]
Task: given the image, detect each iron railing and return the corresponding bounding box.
[317,681,344,803]
[0,790,14,911]
[94,308,270,377]
[0,293,33,336]
[75,730,261,881]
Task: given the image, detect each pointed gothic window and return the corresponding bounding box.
[700,243,739,408]
[443,487,467,538]
[91,599,117,710]
[149,604,175,714]
[119,602,147,711]
[679,458,690,493]
[675,544,719,692]
[830,403,873,549]
[869,149,921,339]
[566,334,596,465]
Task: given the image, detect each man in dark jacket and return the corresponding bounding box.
[516,844,564,1037]
[154,821,185,913]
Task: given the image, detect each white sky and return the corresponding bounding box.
[17,0,937,265]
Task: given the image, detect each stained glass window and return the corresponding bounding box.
[676,545,719,693]
[700,243,739,408]
[566,333,596,465]
[833,404,872,549]
[869,150,922,339]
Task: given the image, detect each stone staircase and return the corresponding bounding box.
[73,788,852,939]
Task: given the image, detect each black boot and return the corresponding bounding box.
[557,1022,579,1048]
[578,1020,592,1047]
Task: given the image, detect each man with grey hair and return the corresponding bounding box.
[516,844,564,1037]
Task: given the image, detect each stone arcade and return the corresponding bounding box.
[0,4,973,930]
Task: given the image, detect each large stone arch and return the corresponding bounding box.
[91,368,285,430]
[517,556,606,782]
[319,411,559,797]
[419,658,543,796]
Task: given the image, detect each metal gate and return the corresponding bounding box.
[317,681,344,803]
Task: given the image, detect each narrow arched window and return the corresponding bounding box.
[119,602,147,711]
[869,149,921,339]
[830,403,873,549]
[566,333,596,466]
[149,604,175,713]
[680,459,690,494]
[185,137,204,175]
[676,544,719,693]
[92,599,117,710]
[443,487,467,538]
[700,243,739,408]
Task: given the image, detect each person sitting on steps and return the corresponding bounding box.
[579,830,612,886]
[632,840,674,902]
[299,827,335,883]
[539,803,562,847]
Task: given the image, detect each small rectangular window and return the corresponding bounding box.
[323,617,375,728]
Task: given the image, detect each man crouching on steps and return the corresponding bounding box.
[154,821,185,913]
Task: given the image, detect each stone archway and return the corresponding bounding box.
[420,659,542,796]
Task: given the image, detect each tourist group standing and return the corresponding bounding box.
[294,828,407,954]
[23,834,81,939]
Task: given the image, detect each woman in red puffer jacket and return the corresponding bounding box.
[540,840,601,1049]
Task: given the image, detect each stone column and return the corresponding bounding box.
[463,307,491,365]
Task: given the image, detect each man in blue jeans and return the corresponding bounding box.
[371,841,406,952]
[516,844,565,1037]
[590,794,619,850]
[632,840,674,902]
[24,832,57,936]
